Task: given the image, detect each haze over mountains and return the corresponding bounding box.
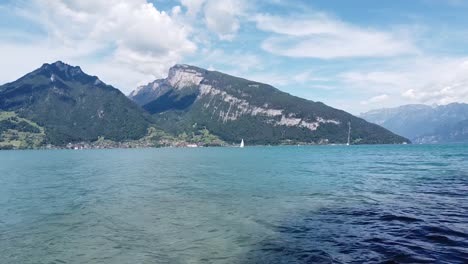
[361,104,468,143]
[1,61,409,149]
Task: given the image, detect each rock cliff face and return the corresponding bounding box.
[130,65,408,145]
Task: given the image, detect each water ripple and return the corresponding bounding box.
[0,145,467,263]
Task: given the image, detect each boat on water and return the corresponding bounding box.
[347,121,351,146]
[240,139,244,148]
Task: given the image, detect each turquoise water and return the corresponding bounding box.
[0,145,467,263]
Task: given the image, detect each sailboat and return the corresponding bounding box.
[240,139,244,148]
[346,121,351,146]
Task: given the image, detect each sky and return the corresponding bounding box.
[1,0,468,114]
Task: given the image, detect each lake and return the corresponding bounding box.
[0,145,467,263]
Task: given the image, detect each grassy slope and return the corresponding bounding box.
[0,111,46,149]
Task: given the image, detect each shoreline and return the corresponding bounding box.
[0,141,413,151]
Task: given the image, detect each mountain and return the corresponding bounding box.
[415,119,468,143]
[129,64,408,145]
[360,103,468,143]
[0,61,151,145]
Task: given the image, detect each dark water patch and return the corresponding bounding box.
[440,153,468,158]
[410,225,468,246]
[425,234,455,244]
[374,161,415,167]
[419,190,467,197]
[420,162,450,167]
[244,205,468,264]
[379,214,422,223]
[244,247,338,264]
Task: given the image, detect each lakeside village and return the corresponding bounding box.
[63,140,204,150]
[0,137,337,150]
[60,139,332,150]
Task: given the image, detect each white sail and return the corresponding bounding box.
[347,122,351,146]
[240,139,244,148]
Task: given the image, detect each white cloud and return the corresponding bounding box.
[180,0,205,18]
[341,56,468,109]
[242,72,290,87]
[203,0,245,40]
[197,49,262,71]
[0,42,76,85]
[180,0,246,40]
[239,69,329,88]
[292,70,329,84]
[360,94,389,105]
[402,82,468,105]
[2,0,196,92]
[340,71,408,90]
[255,13,418,59]
[3,0,468,115]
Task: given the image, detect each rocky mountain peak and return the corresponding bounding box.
[130,64,208,99]
[129,79,164,97]
[167,64,206,89]
[37,61,102,85]
[41,61,83,76]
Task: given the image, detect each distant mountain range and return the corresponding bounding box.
[129,64,407,145]
[360,103,468,143]
[0,61,408,149]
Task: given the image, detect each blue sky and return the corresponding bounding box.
[1,0,468,114]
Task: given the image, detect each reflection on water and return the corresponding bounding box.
[0,145,467,263]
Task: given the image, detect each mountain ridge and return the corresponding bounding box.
[129,64,409,145]
[0,61,152,145]
[0,61,410,148]
[360,103,468,143]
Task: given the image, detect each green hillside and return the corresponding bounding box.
[130,65,409,145]
[0,111,45,149]
[0,61,151,145]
